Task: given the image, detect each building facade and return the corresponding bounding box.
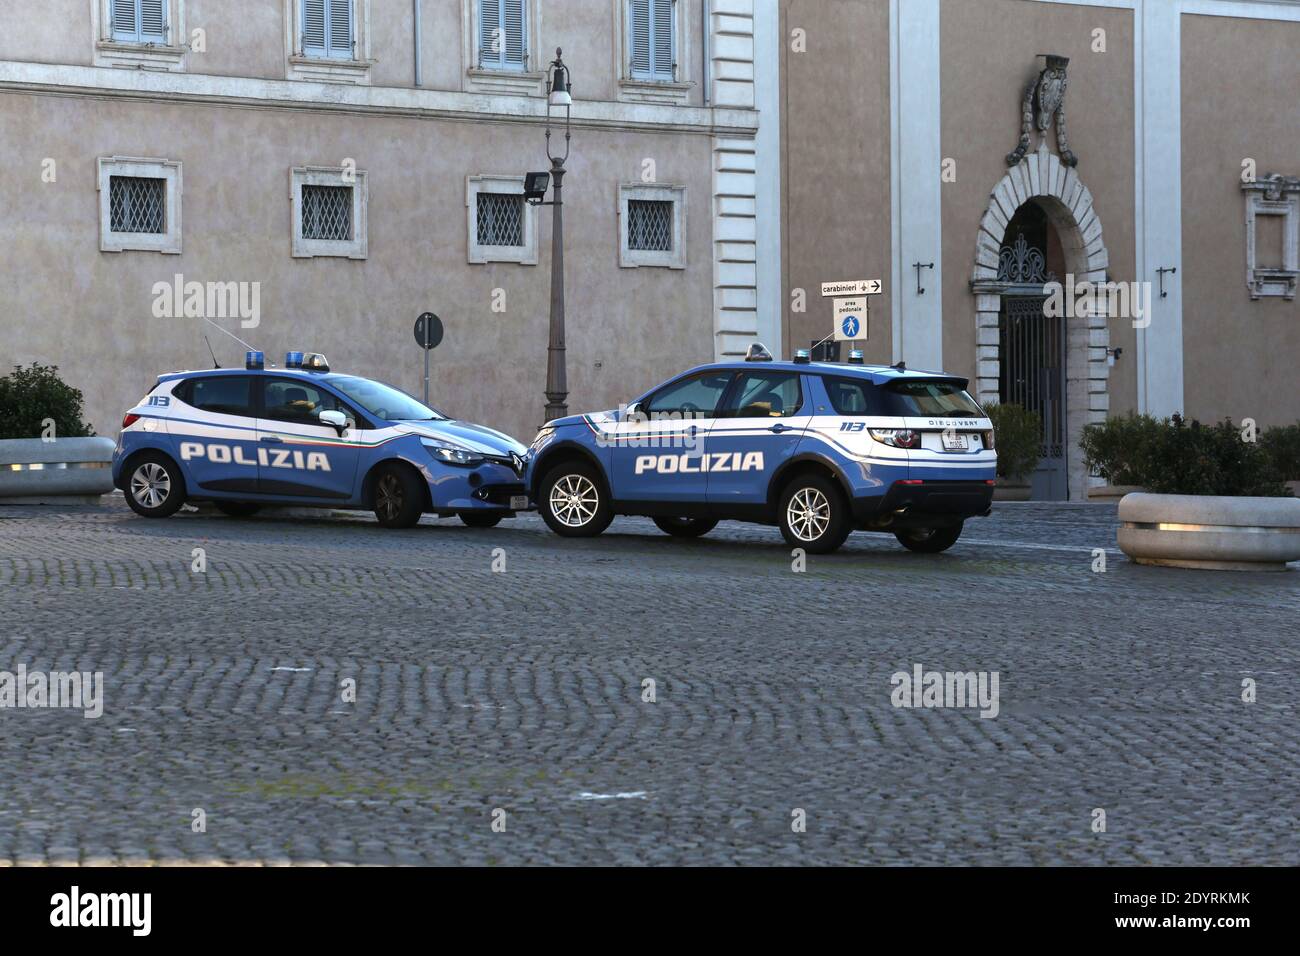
[780,0,1300,498]
[0,0,780,445]
[2,0,1297,500]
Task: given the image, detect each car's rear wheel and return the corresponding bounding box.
[125,453,185,518]
[778,474,851,554]
[894,523,963,553]
[652,516,718,539]
[372,464,424,529]
[459,511,504,528]
[539,462,613,538]
[214,501,261,518]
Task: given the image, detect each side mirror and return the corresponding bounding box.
[625,401,643,418]
[318,409,349,435]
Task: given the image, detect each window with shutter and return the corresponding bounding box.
[629,0,674,81]
[110,0,168,44]
[479,0,527,71]
[302,0,351,59]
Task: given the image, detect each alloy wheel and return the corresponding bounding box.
[787,486,830,542]
[550,474,599,528]
[376,474,403,522]
[130,462,171,509]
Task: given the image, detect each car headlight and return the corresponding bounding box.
[531,426,556,448]
[421,438,484,466]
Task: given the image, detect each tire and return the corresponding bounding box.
[652,516,718,539]
[894,523,964,554]
[459,511,504,528]
[214,501,261,518]
[778,474,851,554]
[539,461,613,538]
[372,464,425,529]
[124,452,186,518]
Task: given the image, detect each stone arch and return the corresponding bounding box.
[971,144,1111,499]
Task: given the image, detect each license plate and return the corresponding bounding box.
[509,495,529,510]
[941,433,969,452]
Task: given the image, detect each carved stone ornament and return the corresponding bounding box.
[1007,54,1078,168]
[1242,173,1300,300]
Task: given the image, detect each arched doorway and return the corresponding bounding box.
[971,145,1111,500]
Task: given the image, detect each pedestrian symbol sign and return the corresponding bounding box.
[833,296,868,342]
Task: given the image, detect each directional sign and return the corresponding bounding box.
[821,279,882,298]
[414,312,444,350]
[833,297,868,342]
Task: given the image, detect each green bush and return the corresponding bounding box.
[985,402,1041,481]
[1260,424,1300,482]
[1080,412,1290,497]
[0,364,94,441]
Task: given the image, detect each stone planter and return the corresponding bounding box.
[993,478,1032,501]
[1118,492,1300,571]
[0,437,116,502]
[1087,483,1145,503]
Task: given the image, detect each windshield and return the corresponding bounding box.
[327,376,446,422]
[882,381,984,417]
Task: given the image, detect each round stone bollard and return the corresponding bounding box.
[1117,492,1300,572]
[0,437,117,502]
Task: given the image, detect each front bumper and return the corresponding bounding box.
[424,458,531,513]
[852,479,996,528]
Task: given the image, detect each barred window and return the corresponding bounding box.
[476,193,525,247]
[302,185,353,241]
[109,176,166,234]
[627,199,673,252]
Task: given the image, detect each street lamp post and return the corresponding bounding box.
[542,49,572,425]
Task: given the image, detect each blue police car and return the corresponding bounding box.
[113,351,530,528]
[526,345,997,554]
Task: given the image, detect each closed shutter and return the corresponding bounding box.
[651,0,673,79]
[140,0,167,42]
[502,0,526,68]
[629,0,651,77]
[302,0,327,55]
[479,0,501,66]
[111,0,138,40]
[327,0,353,58]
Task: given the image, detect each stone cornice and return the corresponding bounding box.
[0,60,759,136]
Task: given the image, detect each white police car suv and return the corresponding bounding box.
[525,346,997,554]
[112,351,530,528]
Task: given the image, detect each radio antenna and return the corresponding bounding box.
[203,334,221,369]
[199,315,260,353]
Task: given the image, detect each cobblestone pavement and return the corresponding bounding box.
[1,496,1296,866]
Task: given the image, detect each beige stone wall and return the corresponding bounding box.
[779,0,891,361]
[0,1,708,103]
[1181,13,1300,428]
[0,89,717,443]
[940,0,1137,417]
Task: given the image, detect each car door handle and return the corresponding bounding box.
[769,424,792,433]
[260,436,283,444]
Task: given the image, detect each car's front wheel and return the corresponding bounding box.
[125,453,186,518]
[372,464,425,529]
[778,474,851,554]
[894,523,963,553]
[539,462,613,538]
[652,516,718,539]
[459,511,504,528]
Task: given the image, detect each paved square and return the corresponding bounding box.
[0,498,1296,865]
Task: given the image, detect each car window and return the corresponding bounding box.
[260,378,351,426]
[180,376,254,417]
[644,372,734,420]
[327,375,444,422]
[823,376,983,417]
[721,372,803,418]
[882,381,984,417]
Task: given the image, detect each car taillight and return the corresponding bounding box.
[121,413,140,429]
[982,429,996,450]
[869,428,921,449]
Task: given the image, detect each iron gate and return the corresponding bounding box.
[999,296,1067,499]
